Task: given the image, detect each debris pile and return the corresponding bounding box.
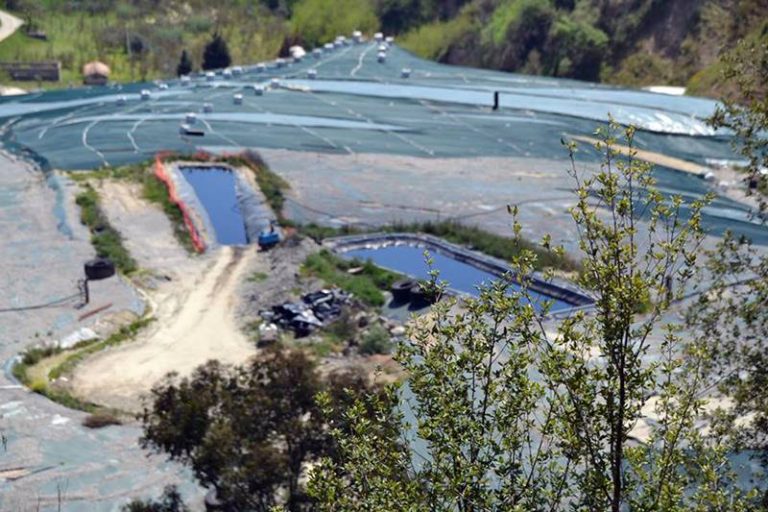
[259,288,351,338]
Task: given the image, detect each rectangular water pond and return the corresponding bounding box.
[342,245,574,313]
[180,166,247,245]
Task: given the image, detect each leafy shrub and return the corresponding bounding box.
[326,310,358,342]
[359,324,392,355]
[75,185,137,274]
[386,221,581,272]
[141,174,196,253]
[121,486,188,512]
[302,250,401,307]
[291,0,379,48]
[485,0,555,47]
[400,12,476,61]
[21,345,61,366]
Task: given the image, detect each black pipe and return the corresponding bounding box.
[492,91,499,111]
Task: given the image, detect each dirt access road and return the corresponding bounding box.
[71,244,260,411]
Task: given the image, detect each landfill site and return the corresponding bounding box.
[1,34,767,511]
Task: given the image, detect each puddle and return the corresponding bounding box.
[180,166,248,245]
[341,244,574,312]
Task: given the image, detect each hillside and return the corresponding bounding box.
[395,0,768,96]
[0,0,765,97]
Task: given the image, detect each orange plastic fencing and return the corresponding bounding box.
[154,155,207,253]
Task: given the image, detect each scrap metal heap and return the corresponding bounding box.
[259,288,351,338]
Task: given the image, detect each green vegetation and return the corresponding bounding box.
[138,348,375,511]
[75,184,137,274]
[307,336,342,358]
[299,222,362,242]
[247,271,269,282]
[0,1,286,86]
[201,33,231,71]
[308,123,755,512]
[243,157,290,223]
[385,220,582,273]
[139,171,196,253]
[302,249,401,307]
[398,11,477,62]
[2,0,765,94]
[121,485,188,512]
[12,317,152,413]
[14,345,96,412]
[400,0,768,93]
[48,317,154,381]
[291,0,379,48]
[299,220,581,273]
[72,161,197,253]
[176,49,192,77]
[359,324,392,355]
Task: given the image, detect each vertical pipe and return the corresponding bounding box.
[493,91,499,111]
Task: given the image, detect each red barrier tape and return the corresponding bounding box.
[154,155,207,253]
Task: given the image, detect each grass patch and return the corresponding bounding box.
[72,162,196,253]
[75,184,137,274]
[400,10,477,61]
[248,271,269,282]
[384,221,581,273]
[302,250,401,307]
[0,5,286,89]
[48,317,154,381]
[13,345,99,412]
[12,317,153,412]
[299,223,363,243]
[298,221,581,273]
[140,172,196,253]
[360,324,393,355]
[308,337,342,358]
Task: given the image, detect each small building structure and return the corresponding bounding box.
[82,61,110,86]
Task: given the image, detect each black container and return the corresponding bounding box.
[84,258,116,280]
[391,278,416,303]
[410,282,438,309]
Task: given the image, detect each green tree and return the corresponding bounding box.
[176,49,193,76]
[686,35,768,473]
[291,0,379,48]
[121,486,188,512]
[709,36,768,213]
[202,32,232,71]
[139,347,373,511]
[545,16,608,80]
[309,124,757,511]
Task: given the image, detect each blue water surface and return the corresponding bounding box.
[342,244,574,312]
[180,167,247,245]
